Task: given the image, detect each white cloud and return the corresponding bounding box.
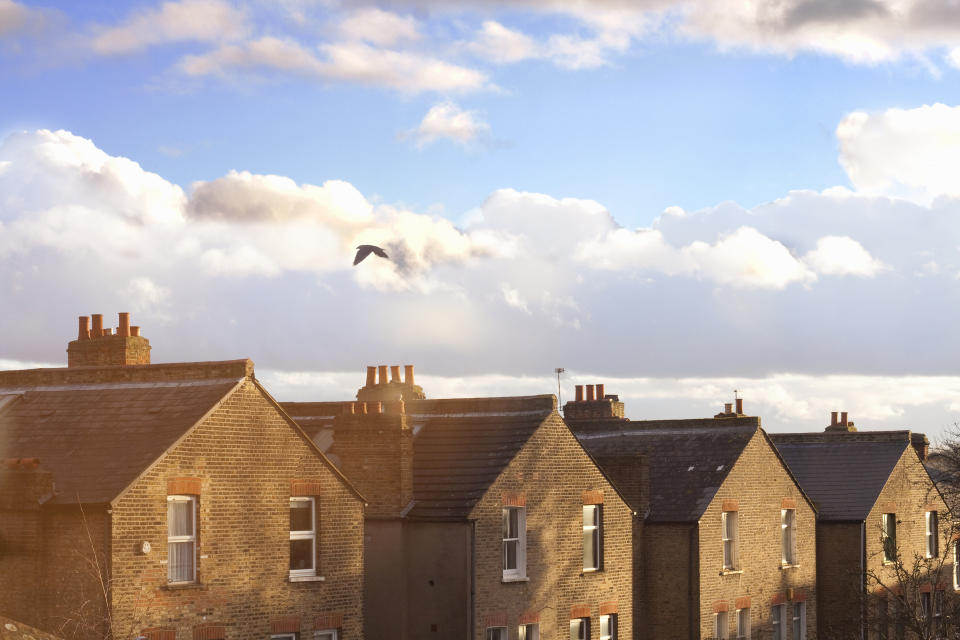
[179,37,493,93]
[466,21,541,64]
[91,0,248,55]
[406,101,490,148]
[501,283,530,313]
[338,8,420,47]
[837,103,960,201]
[0,0,28,37]
[804,235,887,277]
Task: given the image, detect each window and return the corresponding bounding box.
[290,497,316,577]
[486,627,507,640]
[518,624,539,640]
[772,604,785,640]
[503,506,526,579]
[876,597,889,640]
[271,635,297,640]
[926,511,939,558]
[792,602,805,639]
[599,614,617,640]
[954,542,960,590]
[314,631,338,640]
[167,495,196,583]
[722,510,738,570]
[714,611,728,640]
[781,508,796,565]
[882,513,897,563]
[934,590,945,637]
[735,608,750,640]
[583,505,603,571]
[570,618,589,640]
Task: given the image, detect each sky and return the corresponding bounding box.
[5,0,960,439]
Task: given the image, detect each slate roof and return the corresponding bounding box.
[406,397,555,520]
[575,417,760,523]
[0,375,243,504]
[769,432,910,521]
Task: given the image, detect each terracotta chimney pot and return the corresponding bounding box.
[131,326,140,337]
[366,366,376,387]
[575,385,584,402]
[841,411,848,426]
[91,314,103,338]
[596,383,605,399]
[586,385,595,402]
[378,365,388,385]
[118,312,130,337]
[391,366,401,383]
[831,411,838,426]
[404,365,415,385]
[735,398,743,415]
[78,316,90,340]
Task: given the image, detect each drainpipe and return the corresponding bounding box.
[861,521,866,640]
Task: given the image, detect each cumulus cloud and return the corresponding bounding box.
[91,0,248,55]
[338,8,420,47]
[179,37,492,93]
[837,103,960,202]
[803,236,887,277]
[405,101,491,148]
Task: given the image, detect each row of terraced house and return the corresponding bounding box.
[0,313,954,640]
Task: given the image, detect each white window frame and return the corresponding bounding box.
[518,623,539,640]
[570,618,589,640]
[599,614,617,640]
[583,504,603,571]
[289,496,316,577]
[882,513,897,563]
[735,608,750,640]
[714,611,728,640]
[772,604,785,640]
[781,508,796,565]
[926,510,939,558]
[314,631,338,640]
[167,494,196,584]
[486,627,507,640]
[722,510,738,570]
[954,542,960,590]
[502,506,526,580]
[271,635,297,640]
[792,602,806,640]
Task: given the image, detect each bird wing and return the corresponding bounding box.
[353,245,374,265]
[372,246,389,259]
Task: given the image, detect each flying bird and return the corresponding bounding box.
[353,244,389,266]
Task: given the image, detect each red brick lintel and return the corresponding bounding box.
[167,477,202,495]
[735,596,751,610]
[502,491,526,507]
[485,613,508,628]
[291,480,323,496]
[722,499,739,512]
[271,616,301,634]
[582,490,604,505]
[518,611,541,625]
[599,601,617,616]
[713,600,728,613]
[881,502,897,513]
[570,604,591,619]
[781,497,797,509]
[314,612,344,630]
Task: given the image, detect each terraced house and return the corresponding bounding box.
[566,389,818,640]
[770,414,951,639]
[0,314,365,640]
[282,366,636,640]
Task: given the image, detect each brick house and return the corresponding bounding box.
[770,414,951,639]
[566,389,818,640]
[282,366,635,640]
[0,313,365,640]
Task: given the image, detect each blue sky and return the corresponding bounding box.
[5,0,960,436]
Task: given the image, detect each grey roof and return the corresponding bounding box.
[575,417,759,523]
[769,432,909,521]
[0,377,242,504]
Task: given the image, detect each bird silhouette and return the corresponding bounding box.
[353,244,389,265]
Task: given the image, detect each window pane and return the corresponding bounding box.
[168,541,194,582]
[584,529,596,569]
[570,620,585,640]
[504,539,517,570]
[168,499,193,537]
[315,632,337,640]
[290,499,313,532]
[290,538,314,571]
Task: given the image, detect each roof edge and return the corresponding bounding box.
[0,359,255,388]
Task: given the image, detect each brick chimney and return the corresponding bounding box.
[563,382,626,422]
[714,398,746,418]
[911,432,929,461]
[356,364,425,403]
[67,312,151,367]
[825,410,857,432]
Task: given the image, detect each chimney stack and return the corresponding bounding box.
[596,383,605,399]
[77,316,90,340]
[724,403,733,414]
[841,411,848,426]
[831,411,838,426]
[736,398,743,415]
[826,410,857,432]
[575,385,584,402]
[404,365,415,385]
[586,385,595,401]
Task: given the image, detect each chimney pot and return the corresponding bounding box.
[360,402,368,415]
[391,366,401,383]
[374,401,383,414]
[586,385,595,402]
[78,316,90,340]
[575,385,584,402]
[102,327,112,336]
[841,411,848,426]
[366,366,376,387]
[831,411,838,426]
[91,314,103,338]
[118,312,130,337]
[724,403,733,414]
[344,403,355,415]
[130,326,140,337]
[404,365,415,385]
[378,365,388,385]
[735,398,743,415]
[596,383,605,399]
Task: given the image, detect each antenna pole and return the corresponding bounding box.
[555,367,565,408]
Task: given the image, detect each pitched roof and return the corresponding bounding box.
[0,362,249,504]
[574,417,759,522]
[406,395,555,520]
[768,432,910,521]
[0,615,63,640]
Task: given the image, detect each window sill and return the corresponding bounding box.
[581,568,602,575]
[501,575,530,583]
[719,569,743,576]
[289,575,325,583]
[161,582,205,591]
[780,564,800,570]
